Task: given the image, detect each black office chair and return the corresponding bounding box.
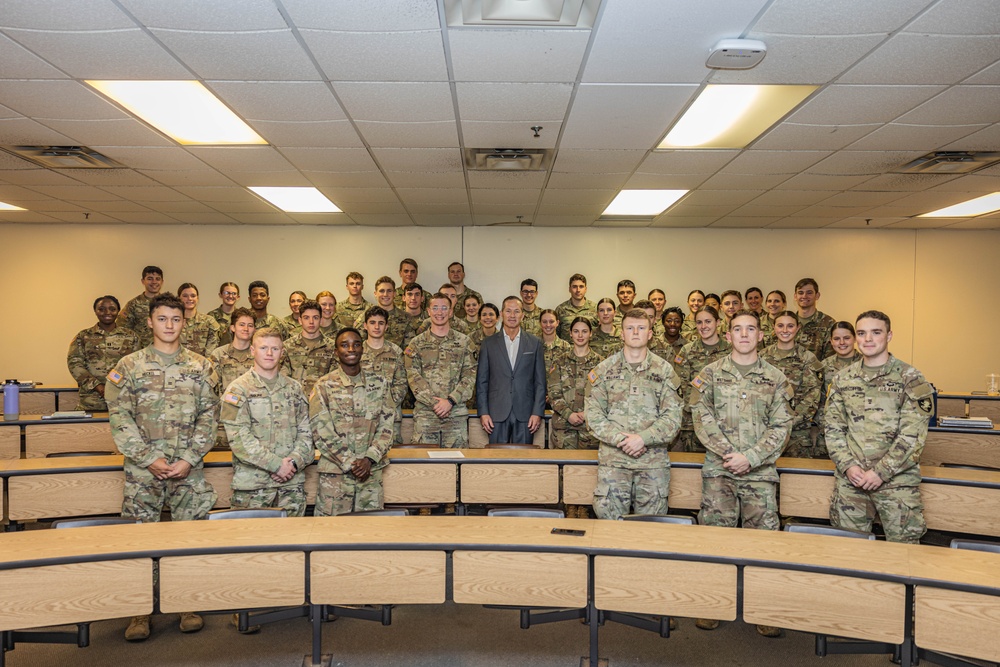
[487,508,565,519]
[620,514,695,525]
[52,517,138,529]
[784,522,876,540]
[206,508,287,520]
[341,509,409,517]
[950,538,1000,553]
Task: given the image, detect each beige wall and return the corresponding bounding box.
[1,224,996,392]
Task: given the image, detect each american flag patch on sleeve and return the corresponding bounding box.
[587,370,598,384]
[223,392,241,406]
[691,376,705,390]
[106,369,123,385]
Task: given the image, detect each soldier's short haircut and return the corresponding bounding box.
[648,288,665,299]
[219,281,239,295]
[248,280,269,295]
[775,310,799,324]
[767,289,786,304]
[404,282,423,294]
[364,305,388,323]
[795,277,819,292]
[569,273,587,286]
[695,305,720,322]
[93,295,121,311]
[745,286,763,299]
[617,279,636,291]
[634,299,655,311]
[298,299,321,317]
[375,275,396,289]
[230,307,255,326]
[520,278,538,290]
[730,309,761,327]
[621,308,652,327]
[335,327,362,343]
[149,292,184,316]
[687,289,705,300]
[856,310,891,330]
[177,282,198,296]
[721,289,742,301]
[315,290,336,303]
[252,327,283,343]
[438,283,456,293]
[428,292,451,307]
[479,303,499,318]
[569,315,593,332]
[400,258,418,271]
[142,265,162,278]
[346,271,364,283]
[662,306,684,325]
[833,321,856,336]
[289,290,307,300]
[448,261,464,271]
[501,295,523,311]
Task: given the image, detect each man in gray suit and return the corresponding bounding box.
[477,295,546,444]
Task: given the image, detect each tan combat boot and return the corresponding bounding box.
[695,618,720,630]
[125,615,151,641]
[756,624,781,638]
[178,612,204,633]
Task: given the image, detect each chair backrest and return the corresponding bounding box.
[484,443,540,449]
[620,514,696,525]
[487,508,565,519]
[940,462,1000,473]
[393,444,442,449]
[52,517,139,529]
[784,522,876,540]
[950,539,1000,554]
[341,509,410,516]
[45,450,115,458]
[206,508,288,520]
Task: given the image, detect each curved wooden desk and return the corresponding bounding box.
[0,517,998,667]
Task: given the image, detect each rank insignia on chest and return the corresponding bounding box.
[106,369,123,385]
[223,392,243,406]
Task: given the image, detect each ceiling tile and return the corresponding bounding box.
[317,187,400,203]
[470,189,541,205]
[300,29,448,81]
[840,34,1000,84]
[680,190,765,206]
[545,172,631,190]
[348,213,414,226]
[966,60,1000,84]
[0,80,126,119]
[413,214,473,226]
[149,29,321,80]
[139,168,236,187]
[905,0,1000,35]
[787,85,946,125]
[941,123,1000,151]
[119,0,288,30]
[0,169,82,187]
[638,150,739,175]
[846,123,986,151]
[334,82,454,122]
[460,121,560,149]
[698,173,792,190]
[533,215,596,227]
[0,210,62,223]
[456,82,573,121]
[553,149,647,173]
[358,121,460,149]
[753,0,930,34]
[371,148,461,172]
[89,146,208,171]
[250,121,363,148]
[650,215,720,228]
[823,217,906,228]
[897,86,1000,125]
[561,84,696,150]
[709,34,886,85]
[0,117,75,145]
[338,201,407,215]
[36,118,174,147]
[280,148,378,172]
[775,173,875,190]
[287,212,356,225]
[750,190,833,205]
[709,216,783,228]
[541,189,618,206]
[97,186,191,202]
[623,173,708,190]
[448,29,590,83]
[808,151,922,175]
[665,203,742,217]
[51,168,158,187]
[720,151,830,175]
[26,184,122,200]
[941,217,1000,230]
[384,171,466,188]
[184,146,298,173]
[926,174,1000,193]
[395,188,469,204]
[817,191,909,207]
[172,186,259,202]
[280,0,442,31]
[731,204,810,217]
[752,123,880,151]
[232,211,297,225]
[406,203,471,215]
[854,173,961,192]
[304,171,391,188]
[0,33,67,78]
[466,171,546,188]
[536,203,605,217]
[210,81,347,122]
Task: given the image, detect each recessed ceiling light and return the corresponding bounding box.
[86,80,266,145]
[0,201,26,211]
[249,187,342,213]
[601,190,688,217]
[659,85,818,149]
[919,192,1000,218]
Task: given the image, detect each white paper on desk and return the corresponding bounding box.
[426,450,465,459]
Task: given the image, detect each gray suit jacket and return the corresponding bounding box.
[476,330,546,422]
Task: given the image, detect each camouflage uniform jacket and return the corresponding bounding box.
[674,339,732,400]
[208,344,254,394]
[417,315,470,336]
[521,307,542,338]
[554,299,597,342]
[543,337,571,373]
[394,287,432,312]
[403,328,476,418]
[207,306,234,345]
[591,327,623,360]
[106,346,220,469]
[584,350,683,470]
[67,324,139,410]
[649,336,685,371]
[817,351,861,426]
[309,366,395,473]
[680,314,699,343]
[452,286,482,319]
[280,333,337,398]
[548,347,603,432]
[760,315,778,348]
[116,292,153,347]
[180,312,221,357]
[398,311,425,349]
[468,327,497,361]
[282,314,302,337]
[255,313,289,339]
[221,370,313,490]
[335,299,370,330]
[825,355,933,488]
[354,306,415,349]
[760,344,823,429]
[690,356,794,482]
[362,340,408,418]
[797,310,836,361]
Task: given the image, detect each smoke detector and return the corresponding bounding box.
[706,39,767,70]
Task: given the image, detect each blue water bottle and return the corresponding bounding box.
[3,379,19,421]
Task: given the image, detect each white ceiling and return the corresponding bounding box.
[0,0,998,229]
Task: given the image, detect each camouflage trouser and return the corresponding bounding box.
[413,413,468,448]
[314,470,384,516]
[831,477,925,544]
[77,390,107,412]
[393,419,403,446]
[550,426,599,450]
[782,427,822,459]
[231,485,307,517]
[213,425,231,450]
[670,429,705,453]
[699,476,779,531]
[122,462,217,523]
[593,465,670,521]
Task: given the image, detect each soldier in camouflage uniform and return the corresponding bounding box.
[361,306,408,444]
[68,295,139,411]
[178,283,221,357]
[815,322,861,454]
[448,261,482,322]
[611,280,637,330]
[825,310,934,544]
[549,317,602,450]
[400,283,429,346]
[404,293,477,448]
[116,265,163,348]
[539,309,571,380]
[585,309,683,520]
[680,290,705,342]
[283,291,306,336]
[106,292,219,640]
[280,300,336,399]
[690,310,794,637]
[417,284,471,335]
[248,280,289,340]
[555,273,597,342]
[209,308,256,449]
[718,290,743,336]
[794,278,836,361]
[222,327,313,516]
[467,303,500,410]
[336,272,370,330]
[591,298,623,359]
[519,279,542,337]
[760,311,823,458]
[647,289,667,340]
[649,308,686,370]
[353,277,415,349]
[207,282,240,346]
[310,328,396,515]
[394,259,432,312]
[315,291,338,338]
[673,307,731,452]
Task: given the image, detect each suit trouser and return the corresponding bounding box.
[488,416,532,444]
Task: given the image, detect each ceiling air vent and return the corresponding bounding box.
[893,151,1000,175]
[464,148,554,171]
[445,0,600,28]
[0,145,127,169]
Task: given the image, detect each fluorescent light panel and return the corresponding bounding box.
[920,192,1000,218]
[659,85,818,149]
[602,190,688,217]
[86,80,266,145]
[0,201,26,211]
[249,187,342,213]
